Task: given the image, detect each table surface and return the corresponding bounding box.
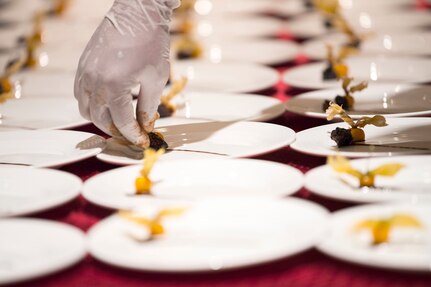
[8,3,431,286]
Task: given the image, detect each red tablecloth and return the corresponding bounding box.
[10,62,430,286]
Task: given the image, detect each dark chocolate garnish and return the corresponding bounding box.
[330,127,353,147]
[323,64,337,81]
[157,103,175,118]
[148,132,169,150]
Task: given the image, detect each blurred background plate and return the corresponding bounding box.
[285,84,431,119]
[0,97,88,130]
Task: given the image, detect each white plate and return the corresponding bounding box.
[282,56,431,89]
[0,166,82,217]
[318,203,431,271]
[0,97,89,130]
[172,15,283,38]
[302,32,431,60]
[83,158,304,210]
[97,121,295,165]
[305,155,431,203]
[14,70,76,98]
[291,117,431,158]
[177,38,299,65]
[88,198,328,272]
[0,130,106,167]
[156,92,285,127]
[0,218,86,284]
[172,60,279,93]
[287,11,431,39]
[201,0,306,17]
[286,84,431,119]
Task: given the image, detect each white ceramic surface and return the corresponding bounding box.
[0,130,106,167]
[282,56,431,89]
[156,91,285,127]
[305,155,431,203]
[0,166,82,217]
[302,32,431,60]
[0,218,86,284]
[0,97,88,130]
[318,203,431,271]
[97,121,295,165]
[83,158,304,209]
[291,117,431,158]
[172,60,280,93]
[88,198,328,272]
[285,84,431,119]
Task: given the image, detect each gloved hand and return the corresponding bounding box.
[74,0,180,148]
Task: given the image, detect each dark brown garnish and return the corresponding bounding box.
[323,64,337,80]
[148,132,168,150]
[330,127,353,147]
[157,103,175,118]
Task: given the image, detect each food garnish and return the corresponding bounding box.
[326,102,387,147]
[327,154,404,188]
[313,0,362,49]
[158,76,188,118]
[354,214,423,245]
[174,36,203,60]
[0,59,23,104]
[322,44,354,81]
[118,208,186,239]
[322,77,368,111]
[135,148,165,194]
[23,12,44,69]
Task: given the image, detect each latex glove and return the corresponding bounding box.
[74,0,180,148]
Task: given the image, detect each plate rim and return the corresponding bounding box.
[87,197,329,272]
[82,158,305,210]
[97,121,295,165]
[0,130,106,168]
[285,83,431,119]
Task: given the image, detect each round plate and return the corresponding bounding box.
[202,0,306,17]
[0,218,86,284]
[156,91,285,127]
[172,60,279,93]
[282,56,431,90]
[178,38,299,66]
[14,70,76,98]
[303,32,431,60]
[285,84,431,119]
[318,203,431,271]
[83,158,304,209]
[291,117,431,158]
[0,97,89,130]
[97,121,295,165]
[0,130,106,167]
[305,155,431,203]
[88,198,328,272]
[0,166,82,217]
[172,15,283,38]
[287,11,431,38]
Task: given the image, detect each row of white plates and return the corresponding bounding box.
[1,159,430,285]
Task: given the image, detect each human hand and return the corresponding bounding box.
[74,0,180,147]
